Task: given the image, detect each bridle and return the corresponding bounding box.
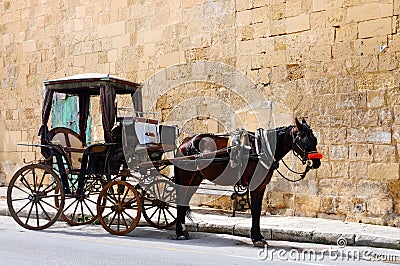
[275,126,321,183]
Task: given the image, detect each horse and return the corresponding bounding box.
[173,118,322,247]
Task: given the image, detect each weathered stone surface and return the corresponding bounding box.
[1,0,400,228]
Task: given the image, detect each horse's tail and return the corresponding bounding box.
[184,206,193,222]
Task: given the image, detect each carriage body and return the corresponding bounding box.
[7,74,178,233]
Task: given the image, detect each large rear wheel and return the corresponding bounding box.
[7,164,64,230]
[97,180,141,235]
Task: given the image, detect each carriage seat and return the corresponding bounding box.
[47,127,84,171]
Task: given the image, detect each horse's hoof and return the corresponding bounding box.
[252,239,267,248]
[177,235,188,240]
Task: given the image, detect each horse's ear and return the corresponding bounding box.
[302,118,307,125]
[295,117,303,131]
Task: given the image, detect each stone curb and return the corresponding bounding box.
[0,204,399,250]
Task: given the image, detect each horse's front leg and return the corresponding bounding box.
[176,205,189,240]
[250,184,267,247]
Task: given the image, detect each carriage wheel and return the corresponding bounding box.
[7,164,64,230]
[97,180,141,235]
[55,177,105,226]
[142,179,177,229]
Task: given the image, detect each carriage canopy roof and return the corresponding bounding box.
[43,73,141,95]
[40,73,143,144]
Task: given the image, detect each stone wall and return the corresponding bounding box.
[0,0,399,226]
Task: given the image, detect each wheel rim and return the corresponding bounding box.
[97,180,141,235]
[142,179,177,229]
[55,177,105,225]
[7,164,64,230]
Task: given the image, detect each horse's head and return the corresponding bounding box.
[293,118,321,169]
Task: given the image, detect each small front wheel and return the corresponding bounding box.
[97,180,141,235]
[7,164,64,230]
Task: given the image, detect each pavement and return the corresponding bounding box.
[1,186,399,250]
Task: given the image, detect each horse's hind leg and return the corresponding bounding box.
[175,169,202,240]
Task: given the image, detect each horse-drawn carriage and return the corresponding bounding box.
[7,73,178,235]
[7,73,322,246]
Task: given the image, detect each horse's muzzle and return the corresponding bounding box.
[307,159,321,169]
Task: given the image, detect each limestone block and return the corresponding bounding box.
[108,21,126,37]
[76,5,86,18]
[378,53,398,71]
[367,197,394,216]
[313,0,325,12]
[336,92,367,109]
[252,6,268,24]
[309,45,331,61]
[347,128,365,143]
[286,0,302,18]
[349,143,373,161]
[329,145,348,160]
[331,41,355,59]
[310,12,326,31]
[293,194,320,217]
[387,88,400,105]
[373,145,396,163]
[237,9,252,26]
[331,161,349,178]
[357,180,389,195]
[112,33,131,49]
[355,71,394,91]
[394,107,400,125]
[367,163,399,180]
[366,90,385,108]
[285,14,310,34]
[22,40,36,53]
[349,161,368,179]
[366,130,391,144]
[347,1,393,23]
[270,19,286,36]
[326,7,345,27]
[158,51,184,67]
[358,17,392,39]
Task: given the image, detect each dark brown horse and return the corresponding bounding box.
[174,118,321,247]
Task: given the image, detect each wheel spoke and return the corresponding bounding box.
[32,168,37,193]
[41,180,58,194]
[15,200,31,215]
[162,208,168,223]
[63,198,79,212]
[148,207,159,220]
[157,208,161,225]
[117,212,120,231]
[38,201,51,221]
[82,199,96,218]
[13,185,31,196]
[80,201,85,221]
[70,200,80,222]
[19,174,34,194]
[25,202,34,225]
[120,212,129,229]
[35,202,40,227]
[40,198,61,211]
[121,209,135,222]
[108,211,118,228]
[165,207,176,219]
[84,197,98,205]
[37,172,46,192]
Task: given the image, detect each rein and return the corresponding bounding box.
[259,126,313,183]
